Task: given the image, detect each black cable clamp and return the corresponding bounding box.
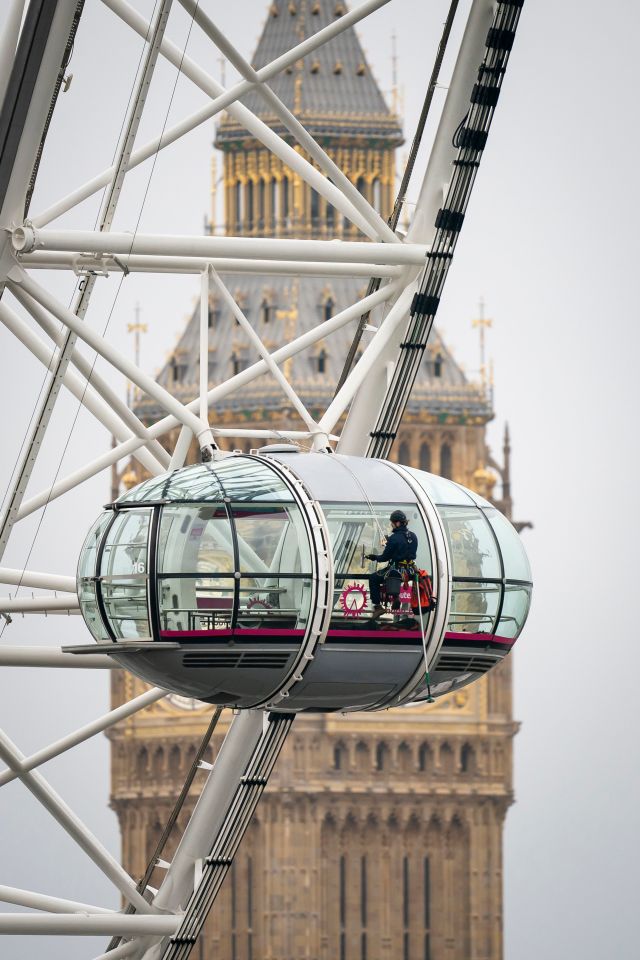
[435,208,465,232]
[456,127,488,151]
[453,158,480,169]
[471,82,501,107]
[369,430,396,440]
[486,27,516,51]
[411,292,440,315]
[399,342,426,351]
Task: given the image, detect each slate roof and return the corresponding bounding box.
[135,274,492,426]
[216,0,404,145]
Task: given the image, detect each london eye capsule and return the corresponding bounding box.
[77,450,532,712]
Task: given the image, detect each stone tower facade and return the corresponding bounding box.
[111,3,519,958]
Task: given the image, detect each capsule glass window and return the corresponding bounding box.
[322,503,431,626]
[447,580,501,636]
[77,513,112,641]
[497,584,532,639]
[483,508,532,582]
[157,504,235,636]
[100,509,151,640]
[436,505,501,579]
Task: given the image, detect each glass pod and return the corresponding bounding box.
[77,452,531,711]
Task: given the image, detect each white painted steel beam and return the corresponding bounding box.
[0,301,166,477]
[38,0,391,236]
[63,281,397,488]
[15,432,164,521]
[199,268,209,427]
[0,730,153,912]
[0,687,167,787]
[0,0,26,110]
[322,283,417,436]
[0,0,79,226]
[0,884,114,915]
[0,567,76,593]
[17,291,169,468]
[178,0,397,244]
[209,268,320,436]
[20,252,403,279]
[9,282,395,522]
[0,646,117,668]
[92,942,139,960]
[0,913,180,935]
[14,228,428,265]
[151,710,264,916]
[168,424,193,471]
[0,1,175,567]
[9,273,214,447]
[0,595,79,613]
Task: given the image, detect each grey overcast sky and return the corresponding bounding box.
[0,1,638,958]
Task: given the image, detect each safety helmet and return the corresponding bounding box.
[389,510,408,525]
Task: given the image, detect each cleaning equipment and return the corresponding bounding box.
[414,570,436,704]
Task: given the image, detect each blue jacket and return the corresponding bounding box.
[371,527,418,564]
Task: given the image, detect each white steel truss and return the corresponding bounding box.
[0,0,526,955]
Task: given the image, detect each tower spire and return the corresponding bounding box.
[472,297,492,391]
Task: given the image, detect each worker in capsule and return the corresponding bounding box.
[365,510,418,619]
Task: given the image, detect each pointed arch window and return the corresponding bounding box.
[271,179,278,231]
[326,204,335,232]
[398,440,410,465]
[231,352,246,377]
[258,179,266,231]
[311,188,320,226]
[420,442,431,472]
[317,349,327,374]
[260,298,272,324]
[434,352,443,378]
[375,741,389,771]
[282,175,290,225]
[460,743,476,773]
[235,181,244,228]
[418,742,432,773]
[372,177,381,212]
[246,180,255,231]
[356,175,367,199]
[323,295,335,323]
[440,442,452,479]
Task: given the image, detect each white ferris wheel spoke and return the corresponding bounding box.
[34,0,392,234]
[0,883,115,916]
[0,298,168,475]
[19,251,403,278]
[14,228,429,265]
[0,686,167,787]
[9,272,215,447]
[208,267,321,438]
[0,567,76,592]
[0,646,116,669]
[11,280,397,521]
[0,728,153,913]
